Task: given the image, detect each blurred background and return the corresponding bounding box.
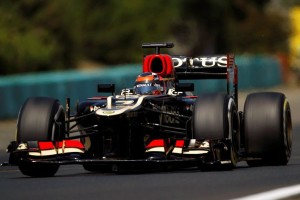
[0,0,300,119]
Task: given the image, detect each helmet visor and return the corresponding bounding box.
[135,84,159,95]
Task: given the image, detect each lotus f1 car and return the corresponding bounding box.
[5,42,292,177]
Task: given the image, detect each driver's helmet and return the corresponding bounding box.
[134,72,164,95]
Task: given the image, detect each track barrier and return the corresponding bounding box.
[0,55,283,119]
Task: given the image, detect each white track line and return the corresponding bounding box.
[231,184,300,200]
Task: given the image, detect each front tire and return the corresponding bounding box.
[17,97,65,177]
[19,161,60,177]
[193,93,239,169]
[17,97,65,142]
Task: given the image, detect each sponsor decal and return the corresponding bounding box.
[17,143,27,150]
[160,105,180,124]
[136,83,160,87]
[192,56,227,67]
[102,110,115,114]
[167,88,183,96]
[172,56,228,68]
[90,106,101,112]
[172,57,190,68]
[115,100,134,105]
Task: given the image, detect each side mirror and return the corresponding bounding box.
[175,83,194,92]
[97,84,115,95]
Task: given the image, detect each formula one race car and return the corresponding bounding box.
[5,42,292,177]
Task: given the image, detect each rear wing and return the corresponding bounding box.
[142,42,238,106]
[172,54,238,106]
[172,55,236,80]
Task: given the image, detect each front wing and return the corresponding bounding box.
[5,138,235,171]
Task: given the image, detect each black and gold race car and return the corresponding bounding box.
[5,43,292,177]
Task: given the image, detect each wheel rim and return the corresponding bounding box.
[283,100,292,161]
[51,104,65,141]
[228,98,239,167]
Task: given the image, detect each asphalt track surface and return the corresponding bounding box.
[0,86,299,200]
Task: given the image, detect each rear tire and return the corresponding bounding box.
[17,97,65,177]
[193,93,239,169]
[244,92,292,166]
